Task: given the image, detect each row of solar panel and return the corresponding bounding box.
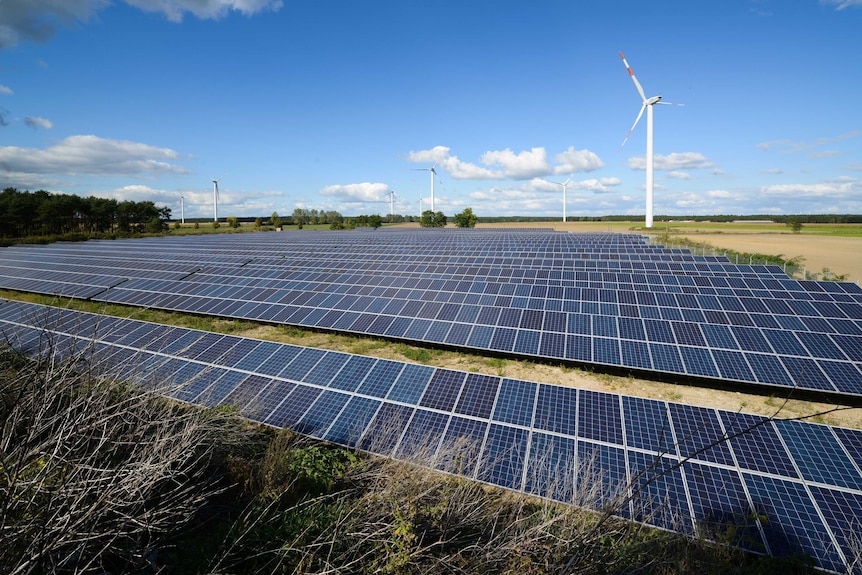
[0,298,859,574]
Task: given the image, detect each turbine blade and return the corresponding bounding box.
[620,104,646,148]
[619,51,647,103]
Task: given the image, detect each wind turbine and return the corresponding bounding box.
[546,177,572,222]
[412,161,442,212]
[387,190,397,219]
[180,195,185,224]
[619,51,683,229]
[211,179,220,222]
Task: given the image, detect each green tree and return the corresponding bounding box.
[368,214,383,229]
[270,211,281,228]
[786,216,804,234]
[254,217,263,229]
[420,210,447,228]
[226,216,240,229]
[454,207,478,228]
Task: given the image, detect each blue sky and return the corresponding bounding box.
[1,0,860,220]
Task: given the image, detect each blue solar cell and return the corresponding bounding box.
[567,313,592,335]
[513,329,541,355]
[300,351,349,386]
[396,408,448,458]
[534,384,577,435]
[775,419,862,490]
[668,403,734,465]
[565,334,591,362]
[593,337,621,365]
[743,473,844,572]
[357,402,414,454]
[779,356,836,391]
[622,396,675,453]
[818,360,862,395]
[293,390,351,437]
[222,374,276,418]
[265,384,322,428]
[387,363,434,404]
[720,411,797,477]
[578,390,622,445]
[762,329,807,356]
[730,326,772,353]
[679,346,720,378]
[712,349,755,381]
[649,343,685,373]
[356,359,404,398]
[683,462,763,552]
[539,331,566,358]
[466,324,494,348]
[492,378,536,427]
[327,355,376,392]
[436,416,487,476]
[419,369,466,411]
[833,426,862,472]
[278,347,327,380]
[255,345,303,376]
[476,423,528,490]
[489,327,517,352]
[620,339,652,370]
[618,317,646,340]
[628,451,692,532]
[324,396,382,447]
[525,432,576,502]
[644,319,676,343]
[670,321,706,347]
[248,378,297,421]
[831,334,862,361]
[809,486,862,570]
[577,441,628,513]
[454,373,500,418]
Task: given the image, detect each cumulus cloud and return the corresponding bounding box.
[553,147,604,174]
[408,145,605,181]
[24,116,53,129]
[320,182,390,202]
[0,135,190,185]
[0,0,282,48]
[627,152,714,171]
[0,84,12,95]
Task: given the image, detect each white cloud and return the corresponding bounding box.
[0,0,282,48]
[0,84,12,95]
[627,152,714,171]
[572,177,621,193]
[761,168,783,175]
[408,145,605,181]
[480,147,551,179]
[758,130,862,153]
[553,147,604,174]
[667,170,691,180]
[24,116,53,129]
[821,0,862,9]
[761,179,861,198]
[0,135,189,184]
[808,150,844,159]
[319,182,390,202]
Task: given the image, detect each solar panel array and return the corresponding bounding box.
[1,297,860,574]
[1,230,861,402]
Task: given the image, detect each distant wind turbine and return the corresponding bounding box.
[212,179,220,222]
[387,190,397,218]
[619,51,684,229]
[180,195,185,224]
[546,177,573,222]
[412,161,442,212]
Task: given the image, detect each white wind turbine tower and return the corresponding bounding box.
[412,161,441,212]
[546,177,572,222]
[619,51,683,229]
[387,190,397,219]
[211,179,220,222]
[180,195,185,224]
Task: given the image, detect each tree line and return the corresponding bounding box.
[0,188,171,238]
